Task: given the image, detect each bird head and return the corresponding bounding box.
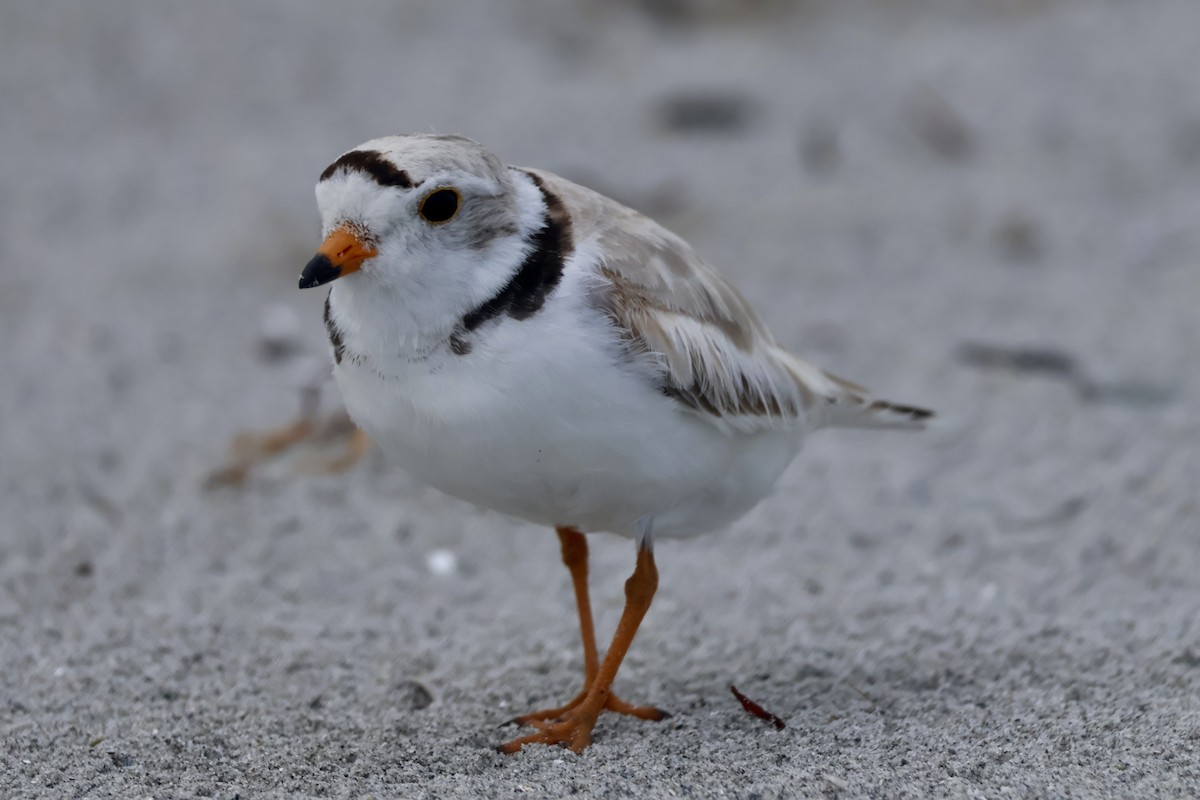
[301,135,542,304]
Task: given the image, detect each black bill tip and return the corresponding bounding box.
[299,253,340,289]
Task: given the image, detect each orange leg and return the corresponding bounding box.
[207,369,372,487]
[499,535,665,754]
[314,426,372,473]
[208,411,370,488]
[508,529,666,726]
[206,416,317,487]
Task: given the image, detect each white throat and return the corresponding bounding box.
[326,168,550,360]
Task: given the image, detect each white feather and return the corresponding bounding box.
[314,135,930,540]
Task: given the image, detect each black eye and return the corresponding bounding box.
[418,188,460,224]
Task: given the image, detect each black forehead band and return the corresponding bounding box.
[319,150,417,189]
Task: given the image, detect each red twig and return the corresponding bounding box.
[729,684,786,730]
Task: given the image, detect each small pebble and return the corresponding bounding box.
[908,88,975,161]
[426,549,458,577]
[656,90,756,135]
[800,122,840,176]
[995,210,1044,262]
[393,680,434,710]
[824,774,848,790]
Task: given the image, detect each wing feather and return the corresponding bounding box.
[518,168,932,433]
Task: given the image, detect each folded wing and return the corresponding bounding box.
[520,168,933,434]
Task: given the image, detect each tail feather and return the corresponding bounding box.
[780,351,934,430]
[823,395,934,430]
[820,367,933,429]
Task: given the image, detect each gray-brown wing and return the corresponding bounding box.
[519,167,934,432]
[521,168,833,433]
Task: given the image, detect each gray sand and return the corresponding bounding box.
[3,2,1199,797]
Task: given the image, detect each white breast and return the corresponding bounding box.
[327,275,803,540]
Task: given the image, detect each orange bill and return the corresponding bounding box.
[299,226,378,289]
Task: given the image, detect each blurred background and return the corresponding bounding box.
[2,1,1198,795]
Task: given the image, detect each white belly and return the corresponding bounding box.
[331,304,802,540]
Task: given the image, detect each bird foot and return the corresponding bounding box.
[509,689,668,726]
[499,692,669,754]
[498,703,600,754]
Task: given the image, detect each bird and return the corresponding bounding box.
[297,134,932,754]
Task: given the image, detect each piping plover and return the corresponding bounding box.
[298,134,931,753]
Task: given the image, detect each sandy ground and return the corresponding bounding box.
[3,1,1199,797]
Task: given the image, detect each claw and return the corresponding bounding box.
[498,707,599,754]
